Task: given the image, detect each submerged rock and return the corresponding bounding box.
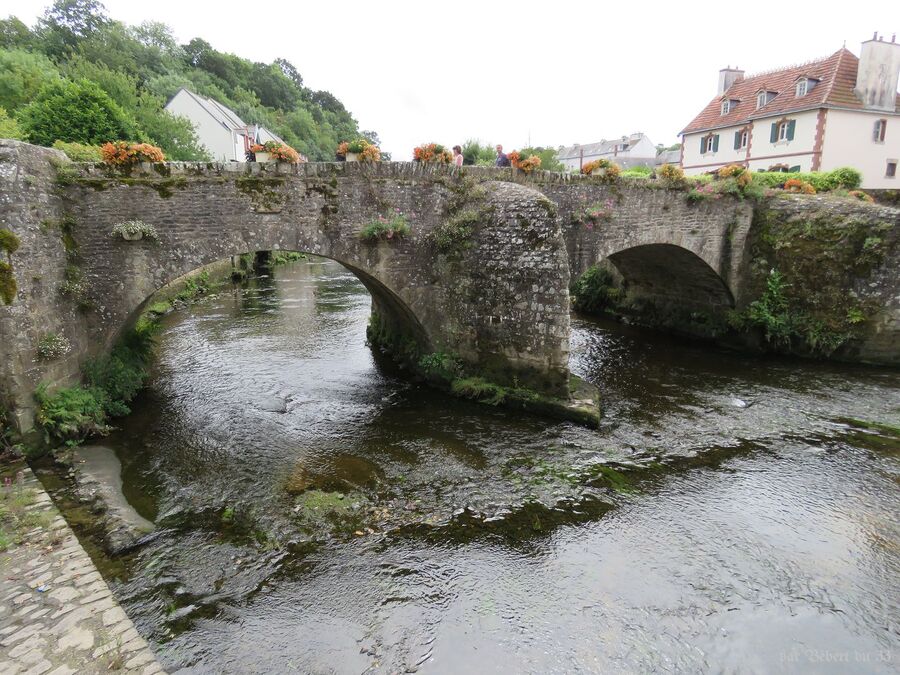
[72,445,156,554]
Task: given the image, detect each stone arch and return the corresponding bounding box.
[124,249,432,358]
[604,243,735,311]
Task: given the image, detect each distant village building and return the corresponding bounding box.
[680,34,900,189]
[556,133,658,171]
[165,88,286,162]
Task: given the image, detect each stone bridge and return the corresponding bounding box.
[1,140,897,430]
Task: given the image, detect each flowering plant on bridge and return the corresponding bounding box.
[516,155,542,173]
[359,143,382,162]
[575,199,615,228]
[413,143,453,163]
[36,333,71,360]
[847,189,874,203]
[359,212,411,242]
[336,141,349,157]
[110,220,158,241]
[100,141,165,166]
[251,141,303,163]
[507,151,521,166]
[581,159,621,183]
[783,178,816,194]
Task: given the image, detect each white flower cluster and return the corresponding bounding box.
[36,333,71,360]
[110,220,159,241]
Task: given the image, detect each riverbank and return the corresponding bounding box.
[0,464,164,674]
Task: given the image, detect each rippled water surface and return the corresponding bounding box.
[81,259,898,673]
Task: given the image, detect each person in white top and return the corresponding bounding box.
[452,145,464,167]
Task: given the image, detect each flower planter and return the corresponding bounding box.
[345,152,360,163]
[121,231,143,241]
[255,152,271,162]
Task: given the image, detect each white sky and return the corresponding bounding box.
[8,1,899,157]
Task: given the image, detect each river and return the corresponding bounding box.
[51,258,899,673]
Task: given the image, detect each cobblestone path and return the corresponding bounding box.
[0,466,164,674]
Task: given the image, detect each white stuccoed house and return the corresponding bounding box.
[165,88,286,162]
[680,33,900,189]
[556,133,659,172]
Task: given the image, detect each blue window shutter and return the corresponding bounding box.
[770,123,778,143]
[734,131,741,150]
[787,120,796,140]
[700,137,706,153]
[713,135,719,152]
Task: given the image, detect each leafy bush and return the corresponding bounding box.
[571,266,623,314]
[0,107,24,140]
[360,213,410,241]
[746,270,793,346]
[621,165,652,177]
[752,167,861,192]
[34,385,109,444]
[52,140,101,161]
[20,79,137,146]
[461,139,497,166]
[100,140,164,165]
[418,352,463,381]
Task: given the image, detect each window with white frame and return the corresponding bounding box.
[721,100,729,115]
[873,119,887,143]
[778,121,790,141]
[757,92,768,109]
[795,80,807,97]
[740,129,748,149]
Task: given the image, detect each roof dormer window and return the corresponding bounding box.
[757,90,776,109]
[721,99,739,115]
[795,78,818,97]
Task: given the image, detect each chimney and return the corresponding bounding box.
[855,34,900,111]
[718,66,745,95]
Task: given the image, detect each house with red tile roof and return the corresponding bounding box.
[680,34,900,188]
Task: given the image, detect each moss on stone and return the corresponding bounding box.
[0,261,16,305]
[739,204,892,356]
[235,176,287,211]
[0,229,20,256]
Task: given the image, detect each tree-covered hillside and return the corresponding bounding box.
[0,0,373,160]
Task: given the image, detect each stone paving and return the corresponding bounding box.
[1,466,165,674]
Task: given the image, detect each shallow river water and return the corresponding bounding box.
[61,259,899,673]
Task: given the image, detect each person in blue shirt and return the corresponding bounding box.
[495,144,510,167]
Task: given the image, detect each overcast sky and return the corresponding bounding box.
[9,1,898,157]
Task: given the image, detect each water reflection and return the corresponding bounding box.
[95,259,898,673]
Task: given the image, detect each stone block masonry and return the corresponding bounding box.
[0,466,165,674]
[0,140,897,430]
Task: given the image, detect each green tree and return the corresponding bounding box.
[0,49,61,113]
[0,17,36,50]
[37,0,110,58]
[462,139,496,166]
[134,101,209,160]
[518,146,565,172]
[19,78,137,146]
[0,107,25,139]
